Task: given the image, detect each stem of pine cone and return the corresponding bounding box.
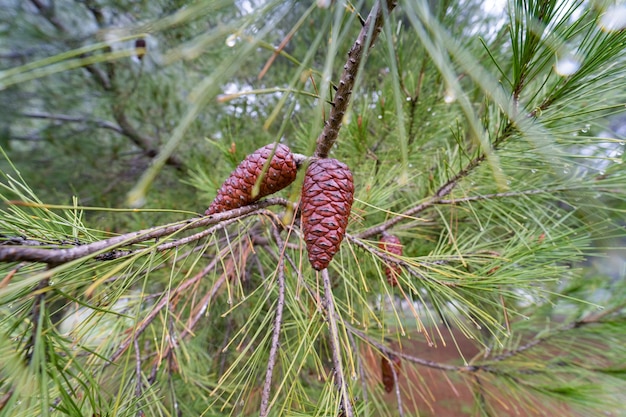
[314,0,398,158]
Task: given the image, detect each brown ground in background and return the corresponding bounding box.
[360,328,582,417]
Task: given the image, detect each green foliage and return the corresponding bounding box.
[1,0,626,416]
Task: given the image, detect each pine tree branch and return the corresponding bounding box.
[356,186,580,240]
[101,213,262,261]
[29,0,111,90]
[345,323,469,373]
[0,198,289,264]
[29,0,65,34]
[112,107,184,168]
[20,112,124,134]
[436,188,568,204]
[179,272,228,341]
[406,56,428,146]
[315,0,398,158]
[259,227,287,417]
[483,305,625,365]
[345,306,625,378]
[356,154,486,240]
[322,268,354,417]
[472,375,491,416]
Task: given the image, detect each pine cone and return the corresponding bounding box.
[301,158,354,270]
[205,143,297,215]
[378,234,403,286]
[381,353,402,393]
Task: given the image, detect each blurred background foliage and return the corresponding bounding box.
[1,0,626,416]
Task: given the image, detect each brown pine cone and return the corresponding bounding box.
[301,158,354,271]
[381,353,402,393]
[205,143,297,215]
[378,234,403,286]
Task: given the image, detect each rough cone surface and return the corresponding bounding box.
[205,143,297,215]
[379,234,403,286]
[301,158,354,270]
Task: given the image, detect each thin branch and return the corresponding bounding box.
[259,227,287,417]
[0,389,13,412]
[345,323,467,373]
[179,274,227,341]
[266,244,468,396]
[144,256,230,382]
[406,55,428,146]
[144,272,225,384]
[346,329,368,407]
[472,374,492,416]
[99,212,264,261]
[436,188,568,205]
[0,198,289,264]
[29,0,111,90]
[176,232,256,344]
[315,0,398,158]
[356,154,486,239]
[322,268,354,417]
[29,0,65,33]
[484,305,625,364]
[0,262,27,288]
[134,336,143,408]
[24,277,49,361]
[390,354,404,417]
[20,112,124,134]
[112,108,184,169]
[218,317,234,377]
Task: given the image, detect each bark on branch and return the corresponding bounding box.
[315,0,398,158]
[0,198,289,264]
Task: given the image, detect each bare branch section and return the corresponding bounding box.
[315,0,398,158]
[0,198,289,264]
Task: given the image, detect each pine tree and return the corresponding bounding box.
[1,0,626,416]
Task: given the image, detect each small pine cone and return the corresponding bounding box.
[378,234,403,286]
[205,143,297,215]
[301,158,354,270]
[381,353,402,393]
